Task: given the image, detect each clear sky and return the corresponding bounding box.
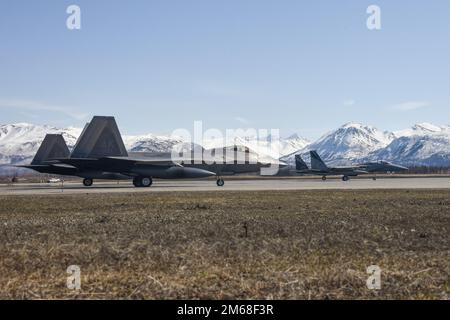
[1,0,449,139]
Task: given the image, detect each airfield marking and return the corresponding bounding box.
[1,177,450,195]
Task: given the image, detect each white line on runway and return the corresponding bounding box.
[1,178,450,196]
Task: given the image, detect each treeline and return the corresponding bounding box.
[403,166,450,174]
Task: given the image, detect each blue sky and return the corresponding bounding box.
[1,0,449,139]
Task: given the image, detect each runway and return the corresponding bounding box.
[1,177,450,195]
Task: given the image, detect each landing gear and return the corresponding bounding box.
[216,178,225,187]
[321,176,327,181]
[83,178,93,187]
[342,176,349,182]
[141,177,153,187]
[133,177,141,187]
[372,176,377,181]
[133,177,152,188]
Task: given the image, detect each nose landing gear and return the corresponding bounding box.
[83,178,93,187]
[216,178,225,187]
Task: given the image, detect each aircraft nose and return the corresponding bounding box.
[395,164,409,171]
[190,168,216,178]
[169,167,216,178]
[278,161,289,169]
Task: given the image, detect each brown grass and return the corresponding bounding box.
[0,189,448,299]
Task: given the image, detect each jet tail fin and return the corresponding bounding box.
[295,154,309,171]
[31,134,70,165]
[70,116,128,158]
[310,150,328,171]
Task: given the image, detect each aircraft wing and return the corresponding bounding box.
[102,156,182,167]
[46,156,182,169]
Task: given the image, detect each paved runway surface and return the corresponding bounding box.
[1,177,450,195]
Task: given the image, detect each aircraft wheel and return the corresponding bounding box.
[140,177,153,187]
[83,178,93,187]
[133,177,142,187]
[342,176,349,182]
[216,178,225,187]
[321,176,327,181]
[372,177,377,181]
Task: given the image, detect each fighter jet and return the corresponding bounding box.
[52,116,216,187]
[22,116,285,187]
[176,145,287,186]
[356,160,409,180]
[17,134,137,182]
[294,151,408,181]
[69,116,287,186]
[308,151,368,181]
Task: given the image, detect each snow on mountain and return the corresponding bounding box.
[2,121,450,175]
[123,134,184,153]
[370,124,450,166]
[281,122,395,166]
[0,123,186,166]
[0,123,81,165]
[394,122,450,138]
[200,134,310,159]
[0,122,309,170]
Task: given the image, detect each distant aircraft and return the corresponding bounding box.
[295,151,408,181]
[173,145,287,186]
[308,151,368,181]
[355,160,409,180]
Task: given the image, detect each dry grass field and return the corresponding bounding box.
[0,189,448,299]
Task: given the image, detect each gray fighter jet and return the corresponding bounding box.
[21,116,286,187]
[295,151,408,181]
[17,134,130,181]
[356,160,409,180]
[175,145,287,186]
[64,116,286,187]
[308,151,368,181]
[52,116,215,187]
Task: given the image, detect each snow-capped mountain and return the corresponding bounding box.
[281,122,450,167]
[2,121,450,175]
[394,122,450,138]
[0,123,309,172]
[281,123,395,166]
[200,134,310,159]
[311,122,395,159]
[0,123,81,166]
[123,134,184,153]
[370,125,450,166]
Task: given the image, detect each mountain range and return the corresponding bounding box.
[1,121,449,175]
[282,122,450,167]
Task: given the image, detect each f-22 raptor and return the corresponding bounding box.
[18,134,132,182]
[20,117,216,187]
